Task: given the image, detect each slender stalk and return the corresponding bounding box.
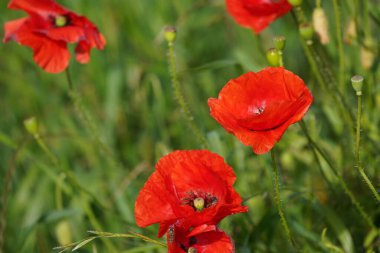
[332,0,345,92]
[299,120,375,229]
[167,41,208,148]
[270,150,296,248]
[354,95,380,202]
[65,69,122,171]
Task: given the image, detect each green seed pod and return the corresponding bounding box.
[266,48,280,67]
[55,15,68,27]
[24,117,39,136]
[288,0,303,6]
[193,197,205,211]
[299,23,314,43]
[274,36,286,51]
[164,26,177,43]
[351,75,364,96]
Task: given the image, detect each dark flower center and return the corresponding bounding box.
[182,191,218,212]
[53,15,70,27]
[180,236,198,252]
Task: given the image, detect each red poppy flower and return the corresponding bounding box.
[167,225,235,253]
[226,0,292,33]
[3,0,106,73]
[134,150,247,237]
[208,67,313,155]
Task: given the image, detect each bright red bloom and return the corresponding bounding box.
[134,150,247,237]
[3,0,106,73]
[167,225,235,253]
[208,67,313,155]
[226,0,292,33]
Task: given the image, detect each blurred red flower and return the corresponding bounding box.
[134,150,247,237]
[226,0,292,33]
[167,225,234,253]
[3,0,106,73]
[208,67,313,155]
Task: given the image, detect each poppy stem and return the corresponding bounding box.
[270,149,296,248]
[354,93,380,203]
[332,0,345,92]
[64,69,123,171]
[299,120,376,229]
[166,39,208,148]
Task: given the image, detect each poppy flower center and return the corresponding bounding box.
[54,15,69,27]
[180,236,198,252]
[188,247,197,253]
[182,191,218,212]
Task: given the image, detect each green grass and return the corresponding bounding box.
[1,0,379,252]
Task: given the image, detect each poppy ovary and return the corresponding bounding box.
[193,197,205,212]
[188,247,197,253]
[54,15,69,27]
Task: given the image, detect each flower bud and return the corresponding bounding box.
[266,48,280,67]
[55,220,73,246]
[287,0,303,6]
[312,7,329,45]
[351,75,364,96]
[299,23,314,44]
[164,26,177,43]
[360,39,375,70]
[55,15,68,27]
[273,36,286,51]
[24,117,39,136]
[193,197,205,211]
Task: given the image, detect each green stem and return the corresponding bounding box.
[278,50,284,67]
[167,41,208,148]
[332,0,345,92]
[354,95,380,203]
[270,150,296,248]
[299,120,375,229]
[65,69,122,171]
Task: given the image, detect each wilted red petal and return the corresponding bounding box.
[209,67,313,154]
[226,0,292,33]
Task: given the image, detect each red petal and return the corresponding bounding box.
[191,230,234,253]
[225,0,292,33]
[8,0,66,16]
[3,18,29,42]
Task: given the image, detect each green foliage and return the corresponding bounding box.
[1,0,379,252]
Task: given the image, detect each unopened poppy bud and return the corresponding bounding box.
[266,48,280,67]
[24,117,38,136]
[287,0,303,6]
[299,23,314,44]
[360,39,375,70]
[55,15,68,27]
[55,220,73,246]
[312,7,329,45]
[164,26,177,43]
[273,36,286,51]
[351,75,364,96]
[193,197,205,211]
[188,247,198,253]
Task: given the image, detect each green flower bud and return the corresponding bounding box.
[266,48,280,67]
[288,0,303,7]
[24,117,39,136]
[351,75,364,96]
[299,23,314,44]
[55,15,68,27]
[193,197,205,211]
[274,36,286,51]
[164,26,177,43]
[55,220,73,246]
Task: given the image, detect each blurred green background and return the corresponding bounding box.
[0,0,379,252]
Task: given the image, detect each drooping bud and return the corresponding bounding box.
[312,7,330,45]
[273,36,286,51]
[351,75,364,96]
[299,23,314,44]
[344,19,357,45]
[164,26,177,43]
[55,220,73,246]
[193,197,205,211]
[24,117,39,136]
[287,0,303,6]
[55,15,68,27]
[266,48,280,67]
[188,247,198,253]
